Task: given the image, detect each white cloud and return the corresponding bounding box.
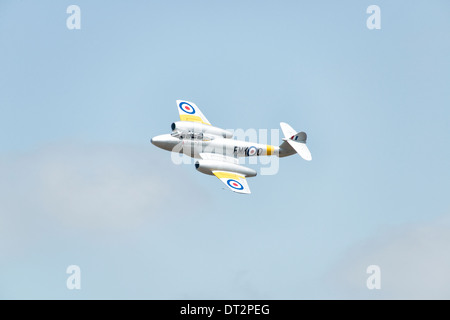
[0,143,201,256]
[331,214,450,299]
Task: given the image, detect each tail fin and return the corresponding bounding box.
[279,122,312,161]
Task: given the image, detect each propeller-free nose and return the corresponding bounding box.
[151,135,164,147]
[151,134,181,152]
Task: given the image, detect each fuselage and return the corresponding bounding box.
[151,133,281,159]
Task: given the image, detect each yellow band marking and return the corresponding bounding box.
[180,114,211,125]
[213,171,245,180]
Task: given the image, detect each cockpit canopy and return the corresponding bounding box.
[171,130,210,141]
[171,121,233,140]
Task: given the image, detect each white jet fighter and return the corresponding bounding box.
[151,100,312,194]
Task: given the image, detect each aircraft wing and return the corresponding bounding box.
[176,100,211,125]
[212,171,251,194]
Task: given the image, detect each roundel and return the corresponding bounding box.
[227,179,244,190]
[247,146,257,156]
[179,102,196,114]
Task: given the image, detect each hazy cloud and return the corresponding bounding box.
[0,143,200,257]
[331,214,450,299]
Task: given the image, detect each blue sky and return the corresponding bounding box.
[0,0,449,299]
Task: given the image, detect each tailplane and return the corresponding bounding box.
[279,122,312,161]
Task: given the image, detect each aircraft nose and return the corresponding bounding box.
[151,136,162,147]
[151,134,180,151]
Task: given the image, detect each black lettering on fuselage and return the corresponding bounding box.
[233,146,264,156]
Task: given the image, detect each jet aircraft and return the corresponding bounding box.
[151,100,312,194]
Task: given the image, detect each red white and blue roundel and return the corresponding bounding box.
[247,146,257,156]
[179,102,196,114]
[227,179,244,190]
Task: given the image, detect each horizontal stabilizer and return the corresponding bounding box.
[280,122,312,161]
[286,139,312,161]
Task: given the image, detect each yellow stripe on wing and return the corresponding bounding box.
[213,171,245,180]
[180,114,211,125]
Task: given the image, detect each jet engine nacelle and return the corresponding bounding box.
[195,160,257,177]
[171,121,233,139]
